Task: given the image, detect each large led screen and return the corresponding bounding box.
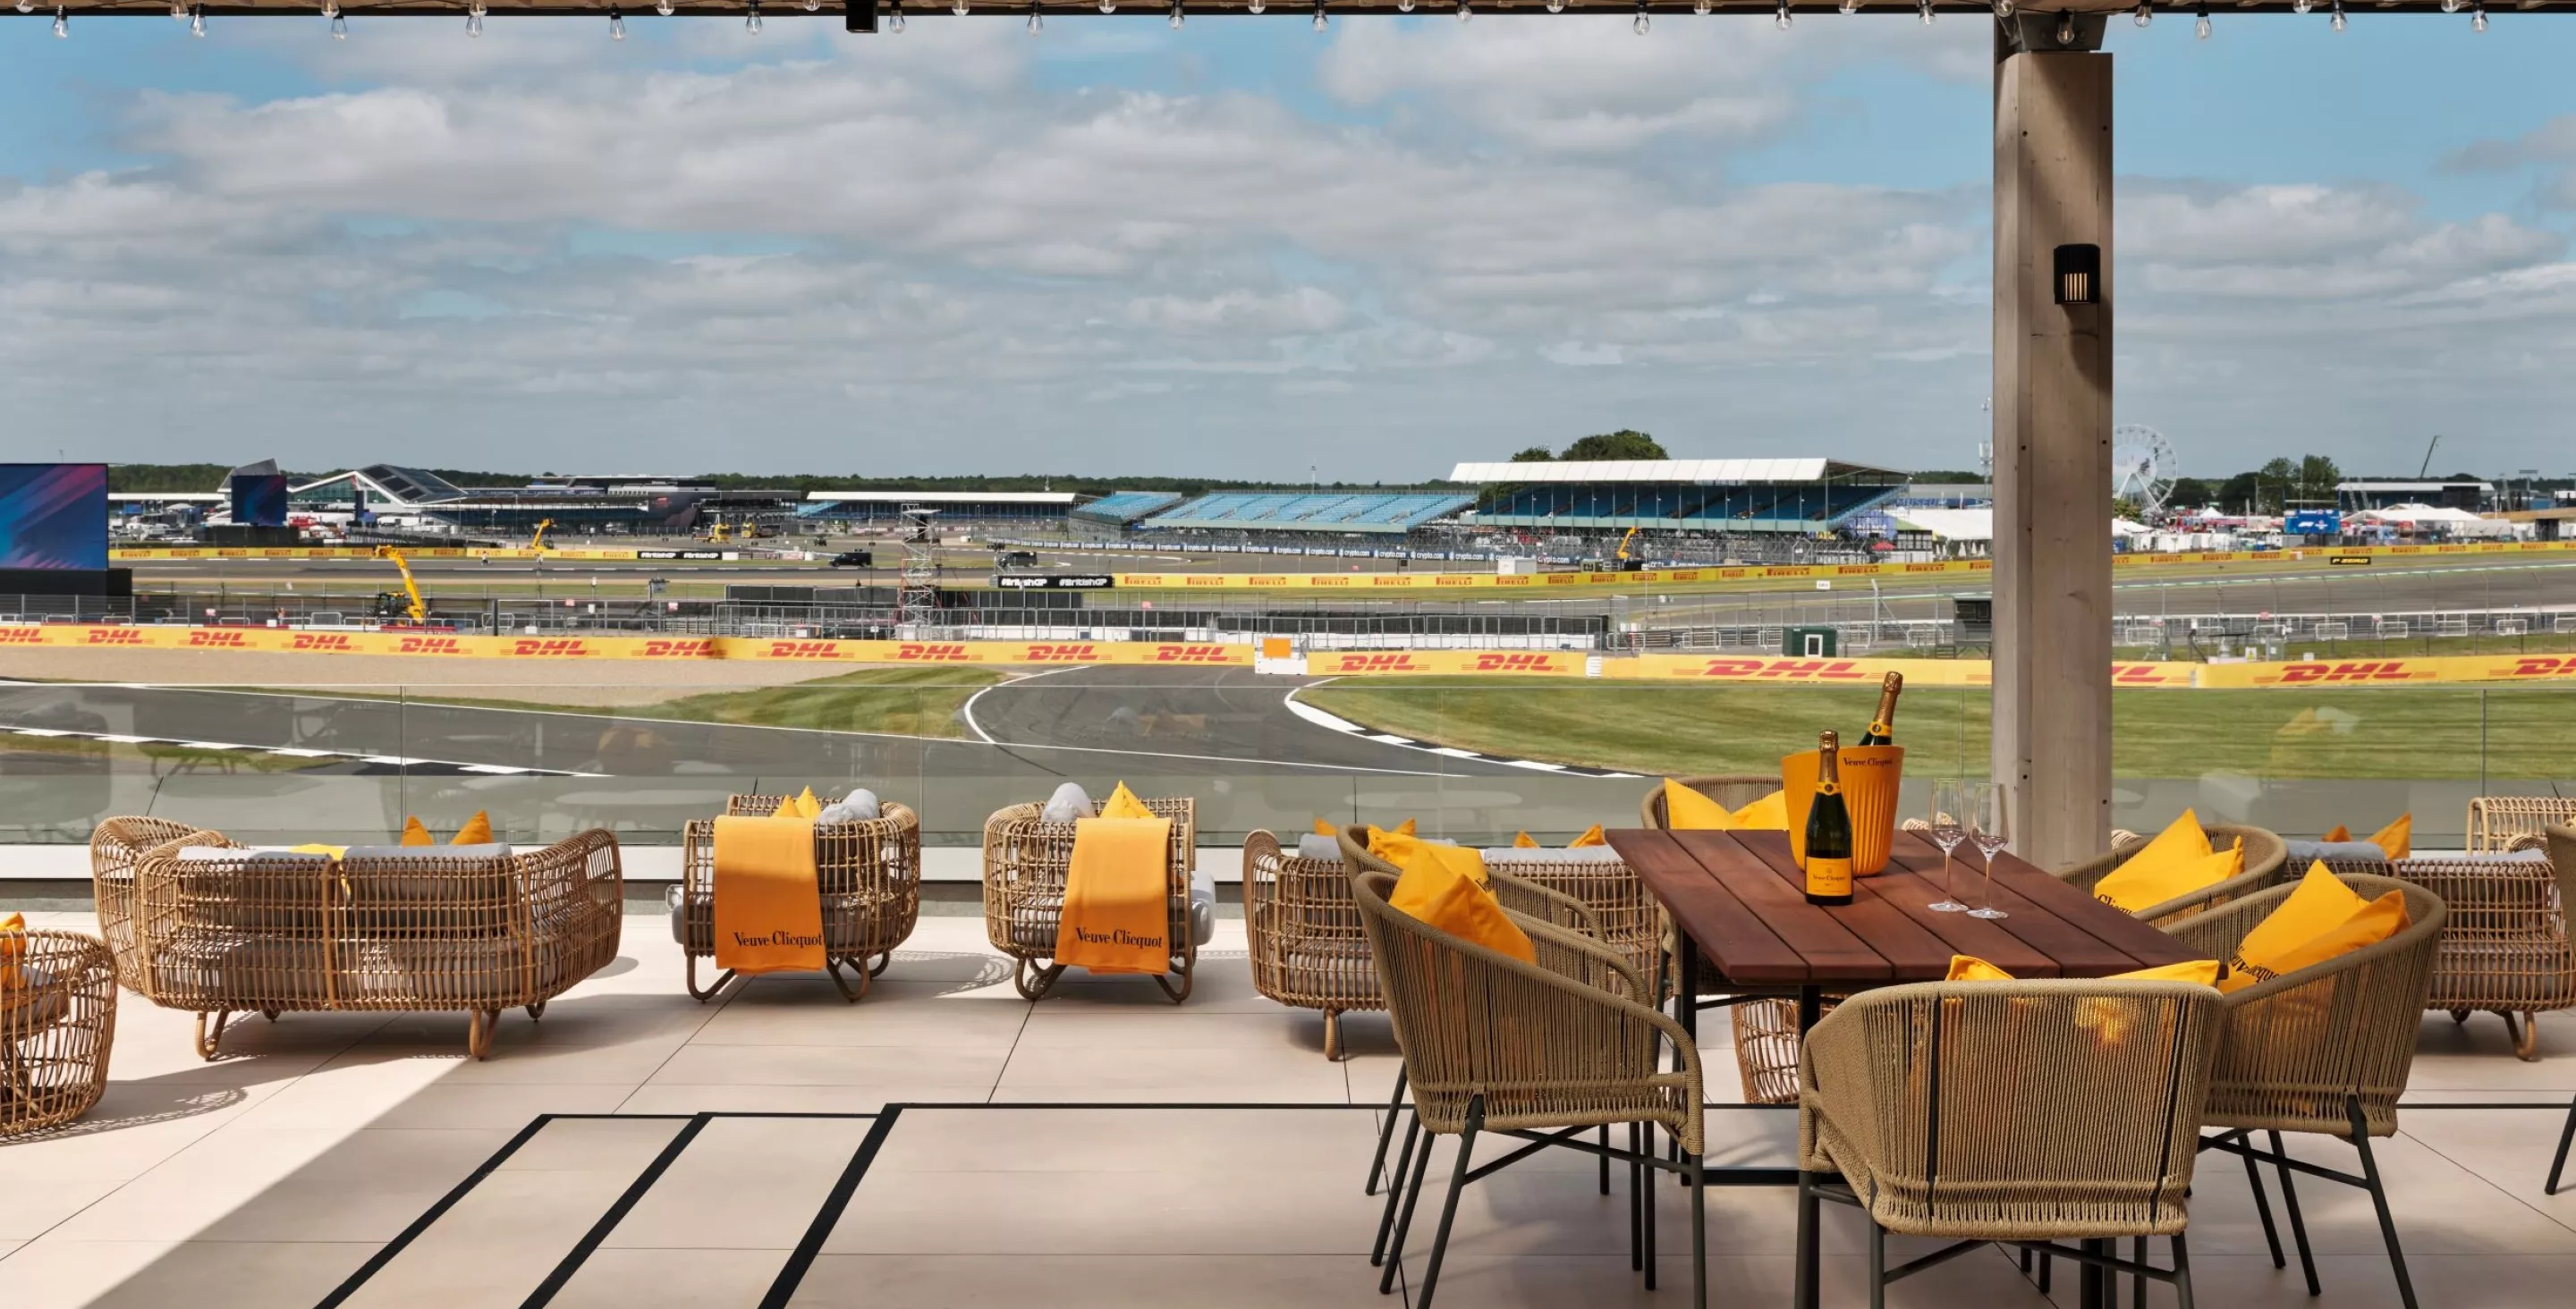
[230,474,289,528]
[0,463,110,570]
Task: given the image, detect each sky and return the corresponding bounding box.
[5,12,2576,483]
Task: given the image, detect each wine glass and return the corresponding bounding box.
[1926,780,1968,913]
[1966,781,2011,920]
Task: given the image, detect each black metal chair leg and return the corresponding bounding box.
[2172,1232,2196,1309]
[2080,1237,2103,1309]
[1688,1151,1707,1309]
[2269,1129,2322,1296]
[1629,1122,1645,1273]
[2548,1092,2576,1195]
[1641,1124,1658,1290]
[1793,1173,1822,1309]
[1598,1124,1611,1196]
[1364,1068,1408,1196]
[2239,1131,2287,1268]
[2039,1247,2052,1295]
[1377,1124,1435,1296]
[1370,1111,1419,1267]
[2132,1235,2147,1309]
[1411,1097,1481,1309]
[2348,1097,2419,1309]
[1866,1218,1886,1309]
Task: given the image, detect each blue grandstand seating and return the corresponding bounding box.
[1480,483,1900,531]
[1140,492,1476,535]
[1071,491,1183,526]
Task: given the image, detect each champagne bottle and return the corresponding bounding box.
[1804,731,1854,907]
[1858,671,1904,747]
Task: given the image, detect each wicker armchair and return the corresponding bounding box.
[2314,841,2575,1060]
[674,795,922,1003]
[1352,866,1706,1309]
[1241,832,1376,1060]
[118,828,623,1060]
[2,931,118,1138]
[90,816,203,992]
[2053,822,2291,925]
[2165,874,2448,1309]
[1794,980,2225,1308]
[2468,796,2576,852]
[982,796,1196,1002]
[1638,773,1778,828]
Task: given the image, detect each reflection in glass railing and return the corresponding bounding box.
[3,675,2568,849]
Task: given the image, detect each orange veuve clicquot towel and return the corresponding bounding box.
[712,815,826,975]
[1055,815,1174,975]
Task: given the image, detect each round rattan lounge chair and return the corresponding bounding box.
[2316,839,2574,1061]
[674,794,922,1003]
[2054,822,2291,926]
[2165,873,2448,1309]
[1,931,117,1139]
[982,796,1197,1002]
[116,827,623,1060]
[1241,831,1377,1060]
[1795,978,2225,1308]
[2468,796,2576,852]
[90,816,204,992]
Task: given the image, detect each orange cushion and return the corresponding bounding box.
[1660,780,1736,830]
[2093,840,2242,914]
[2218,862,2411,993]
[1099,781,1154,821]
[1386,842,1532,964]
[1568,823,1606,849]
[1731,790,1790,831]
[2367,814,2411,860]
[1946,954,2223,986]
[451,810,493,845]
[399,815,434,847]
[1513,832,1539,849]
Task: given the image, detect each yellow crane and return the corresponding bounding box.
[530,519,555,552]
[1615,527,1640,562]
[374,545,427,624]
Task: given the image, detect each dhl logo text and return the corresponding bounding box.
[511,638,589,657]
[0,628,44,645]
[1691,659,1868,680]
[1470,653,1560,673]
[2275,662,2418,684]
[2505,656,2576,679]
[1023,645,1099,663]
[291,634,355,651]
[1333,654,1425,672]
[764,642,842,660]
[86,629,144,645]
[895,644,970,662]
[640,639,716,658]
[1152,646,1232,663]
[188,630,250,647]
[401,637,468,654]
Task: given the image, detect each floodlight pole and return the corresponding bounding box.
[1990,13,2113,869]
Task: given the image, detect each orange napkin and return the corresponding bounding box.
[1055,815,1174,975]
[713,815,826,975]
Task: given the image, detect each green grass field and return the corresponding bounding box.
[1298,677,2576,781]
[254,667,1006,739]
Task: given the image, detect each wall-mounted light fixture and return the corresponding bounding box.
[2054,244,2101,305]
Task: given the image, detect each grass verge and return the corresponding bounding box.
[245,666,1008,739]
[1297,677,2576,781]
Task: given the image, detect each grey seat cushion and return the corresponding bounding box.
[1190,870,1216,948]
[818,790,882,825]
[1481,846,1625,865]
[1040,782,1093,824]
[1295,833,1343,862]
[2284,840,2396,866]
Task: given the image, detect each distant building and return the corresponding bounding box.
[2336,480,2490,512]
[1446,458,1908,537]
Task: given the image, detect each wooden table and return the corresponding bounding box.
[1605,826,2201,1047]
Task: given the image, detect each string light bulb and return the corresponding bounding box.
[610,3,625,36]
[1026,0,1040,30]
[2194,1,2207,36]
[18,1,36,14]
[1991,0,2012,15]
[1170,0,1184,25]
[1775,0,1789,25]
[467,1,484,36]
[2054,7,2072,39]
[2471,0,2486,29]
[1456,0,1470,18]
[1916,0,1932,21]
[1839,0,1858,13]
[1248,0,1263,11]
[657,0,674,13]
[746,0,761,31]
[169,0,185,20]
[191,3,205,35]
[2439,0,2459,11]
[2329,0,2343,30]
[1633,0,1648,33]
[2131,0,2149,26]
[953,0,967,13]
[1693,0,1711,13]
[888,0,905,28]
[1097,0,1113,11]
[803,0,819,11]
[332,10,346,35]
[2291,0,2309,11]
[1312,0,1326,28]
[1546,0,1563,10]
[55,5,67,37]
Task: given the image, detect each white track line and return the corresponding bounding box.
[1281,681,1639,780]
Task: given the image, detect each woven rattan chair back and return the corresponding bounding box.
[1241,831,1379,1060]
[980,796,1197,1001]
[1797,979,2224,1239]
[2054,822,2291,925]
[90,816,202,991]
[1640,774,1778,829]
[2162,873,2446,1137]
[0,931,118,1138]
[1350,868,1700,1152]
[2315,843,2575,1060]
[676,797,922,1001]
[2469,797,2576,852]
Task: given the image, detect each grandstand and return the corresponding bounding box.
[800,490,1078,526]
[1140,491,1476,536]
[1070,491,1183,528]
[1450,459,1906,536]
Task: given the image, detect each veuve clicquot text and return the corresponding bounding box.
[1804,731,1855,907]
[1857,671,1904,747]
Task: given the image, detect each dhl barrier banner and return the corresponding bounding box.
[1303,650,1590,677]
[728,639,1248,666]
[0,625,1250,666]
[1607,655,1990,687]
[2192,653,2576,689]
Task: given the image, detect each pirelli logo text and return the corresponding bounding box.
[2274,661,2419,684]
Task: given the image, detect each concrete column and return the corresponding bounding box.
[1992,44,2113,870]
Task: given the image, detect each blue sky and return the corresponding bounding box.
[5,13,2576,481]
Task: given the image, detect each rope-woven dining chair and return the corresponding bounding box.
[1642,774,1819,1104]
[1352,866,1707,1309]
[2539,824,2576,1196]
[2163,873,2448,1309]
[1794,978,2226,1309]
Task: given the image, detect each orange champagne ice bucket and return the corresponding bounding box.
[1783,745,1906,875]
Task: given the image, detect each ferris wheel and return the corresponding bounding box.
[2111,425,2178,517]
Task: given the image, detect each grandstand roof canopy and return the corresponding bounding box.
[1445,459,1902,485]
[1144,491,1474,536]
[803,491,1078,504]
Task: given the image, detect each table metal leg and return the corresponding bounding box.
[1796,985,1822,1036]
